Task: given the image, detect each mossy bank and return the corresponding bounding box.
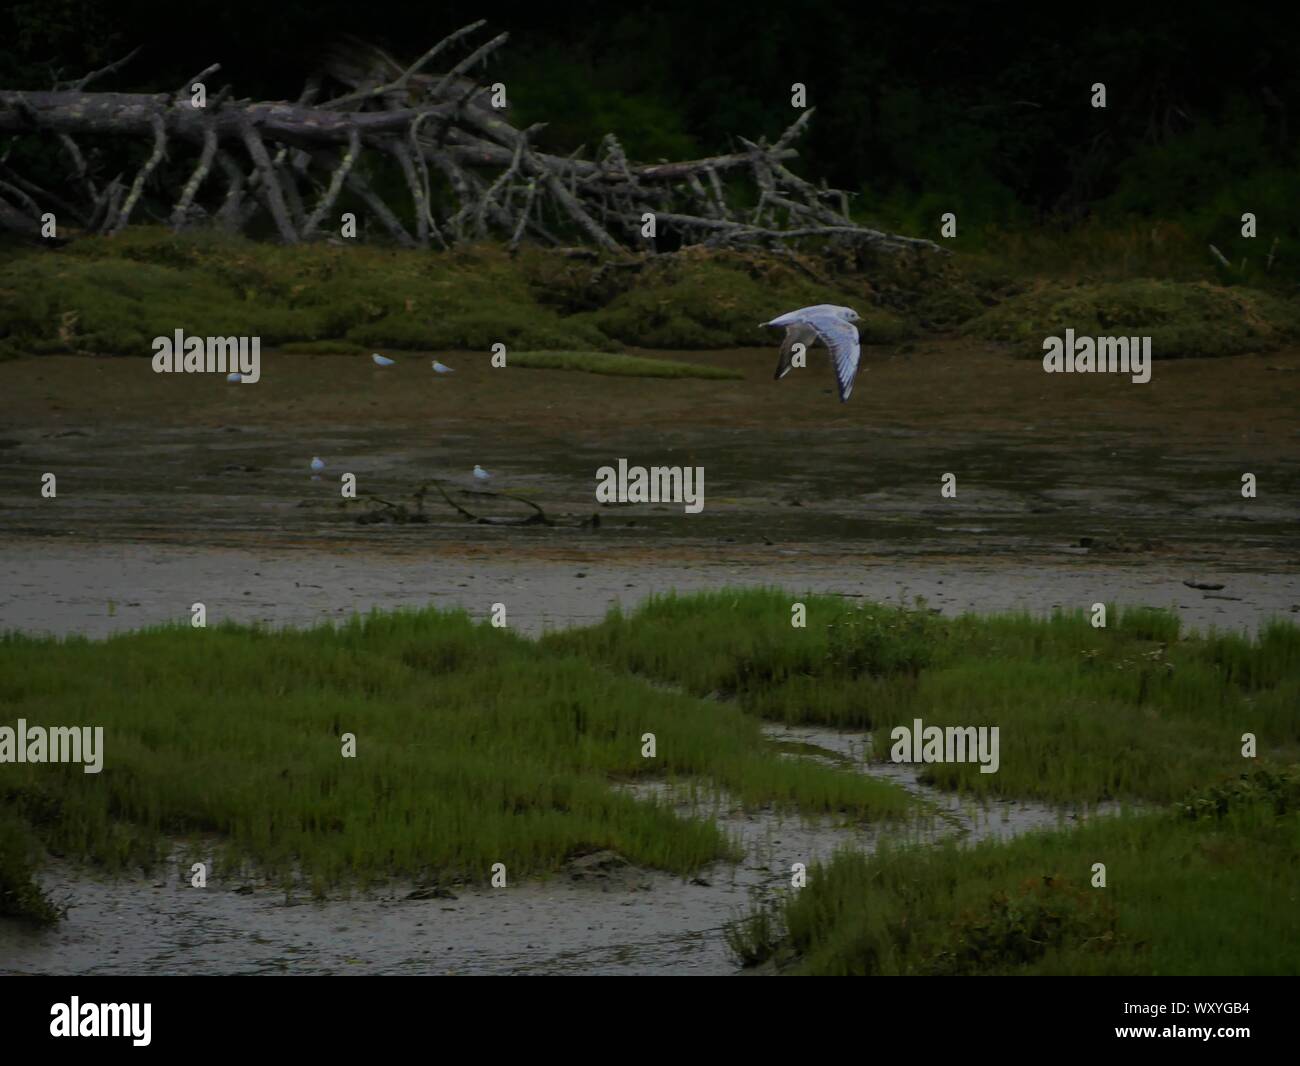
[4,225,1296,361]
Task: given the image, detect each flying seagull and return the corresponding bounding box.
[761,304,862,402]
[431,360,455,374]
[371,353,395,367]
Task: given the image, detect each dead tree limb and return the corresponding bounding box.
[171,123,217,229]
[238,120,298,242]
[345,170,416,247]
[301,128,359,237]
[177,64,221,102]
[388,139,435,247]
[324,21,487,111]
[508,178,537,252]
[0,23,942,256]
[430,30,509,98]
[428,479,555,526]
[0,164,87,225]
[71,47,143,92]
[0,176,41,217]
[214,151,246,231]
[110,113,166,233]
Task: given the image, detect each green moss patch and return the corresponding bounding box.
[964,279,1300,358]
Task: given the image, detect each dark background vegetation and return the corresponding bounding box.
[3,0,1299,251]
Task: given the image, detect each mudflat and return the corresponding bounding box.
[1,339,1297,635]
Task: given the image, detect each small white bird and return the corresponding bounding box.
[226,372,242,383]
[371,353,395,367]
[431,360,455,374]
[310,457,325,473]
[473,464,491,483]
[761,304,862,402]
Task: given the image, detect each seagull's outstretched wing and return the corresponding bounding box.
[807,316,861,402]
[773,322,818,381]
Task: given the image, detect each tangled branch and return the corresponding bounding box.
[0,25,943,256]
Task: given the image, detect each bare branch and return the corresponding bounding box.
[177,65,221,101]
[171,124,218,229]
[324,20,488,110]
[345,170,417,247]
[0,176,41,216]
[72,47,143,91]
[215,151,247,232]
[239,120,298,242]
[0,163,88,225]
[302,128,359,238]
[509,178,537,252]
[430,30,509,98]
[111,114,167,233]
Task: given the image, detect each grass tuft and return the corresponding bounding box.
[757,765,1300,975]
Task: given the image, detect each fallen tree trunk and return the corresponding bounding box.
[0,23,944,256]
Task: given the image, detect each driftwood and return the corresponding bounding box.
[353,481,599,529]
[428,479,569,527]
[0,23,942,255]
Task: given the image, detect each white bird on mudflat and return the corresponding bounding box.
[473,464,491,483]
[226,372,242,383]
[371,353,395,367]
[310,456,325,473]
[431,360,455,374]
[761,304,862,402]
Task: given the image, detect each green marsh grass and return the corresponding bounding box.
[0,605,911,916]
[760,763,1300,975]
[5,591,1296,934]
[543,589,940,728]
[546,589,1300,803]
[0,807,61,925]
